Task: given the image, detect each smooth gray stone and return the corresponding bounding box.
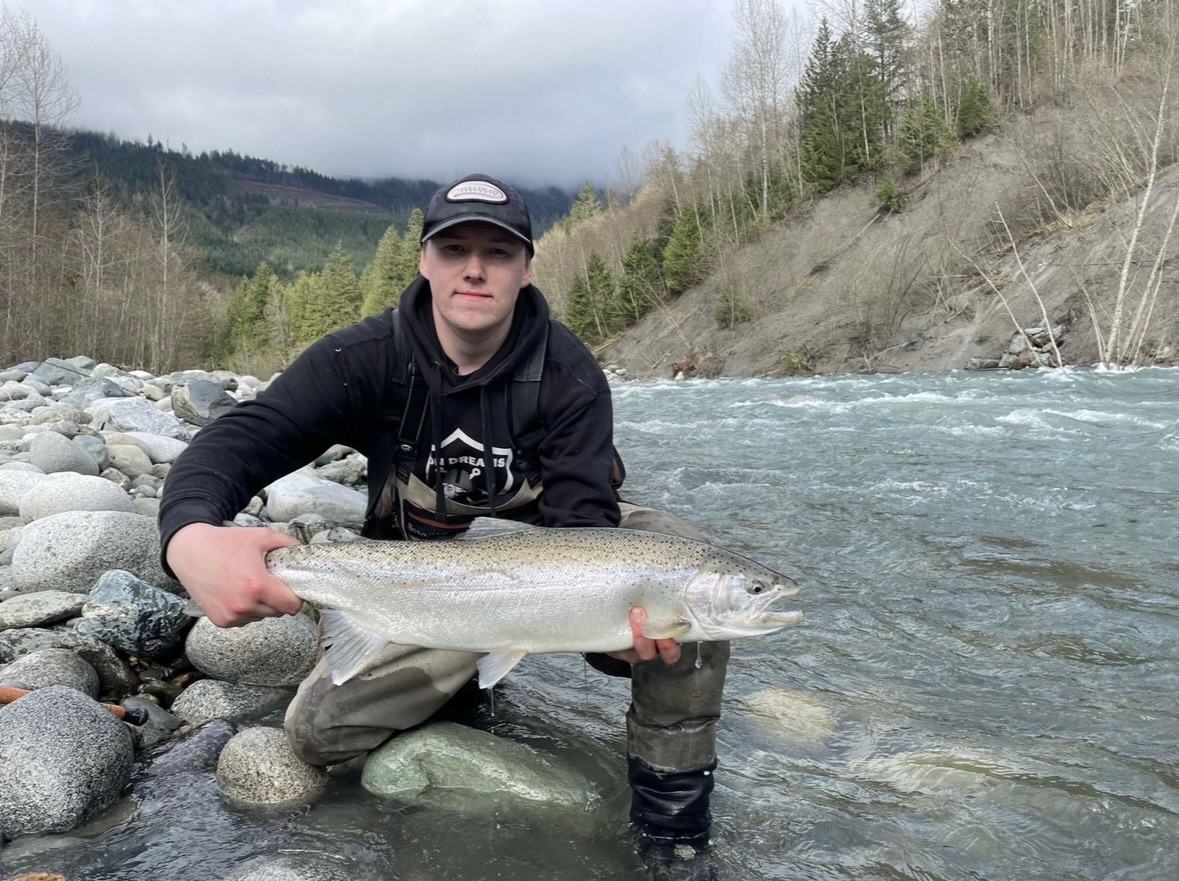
[361,721,596,807]
[101,466,131,490]
[0,469,50,516]
[168,369,237,391]
[169,679,294,726]
[88,397,188,440]
[72,433,111,470]
[26,431,99,478]
[0,647,99,696]
[262,470,366,525]
[171,379,239,426]
[107,443,154,479]
[0,627,137,697]
[0,369,26,382]
[11,511,174,594]
[115,431,187,463]
[122,695,183,748]
[29,357,90,386]
[29,403,90,426]
[0,589,87,629]
[131,497,160,518]
[20,472,134,520]
[215,727,328,807]
[66,356,97,372]
[142,717,236,776]
[185,614,317,687]
[219,853,375,881]
[0,685,133,837]
[75,570,191,658]
[62,380,130,409]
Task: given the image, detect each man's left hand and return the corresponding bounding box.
[607,607,681,666]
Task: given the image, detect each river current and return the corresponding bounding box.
[3,368,1176,880]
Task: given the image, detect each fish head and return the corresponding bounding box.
[680,554,803,641]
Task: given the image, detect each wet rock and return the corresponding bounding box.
[215,727,328,807]
[361,721,595,807]
[0,628,137,698]
[0,685,133,837]
[0,648,99,697]
[121,695,183,749]
[169,679,294,726]
[11,511,174,594]
[185,614,317,687]
[262,470,366,525]
[19,473,135,521]
[142,717,236,775]
[74,570,191,658]
[0,590,87,629]
[219,853,375,881]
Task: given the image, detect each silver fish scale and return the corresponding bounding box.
[265,526,779,654]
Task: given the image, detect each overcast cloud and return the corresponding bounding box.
[7,0,738,188]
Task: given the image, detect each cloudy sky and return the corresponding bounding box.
[8,0,741,188]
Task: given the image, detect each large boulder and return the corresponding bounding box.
[262,471,366,525]
[87,397,188,440]
[19,473,135,521]
[74,570,192,658]
[185,614,317,686]
[361,721,595,807]
[0,628,137,697]
[169,679,294,726]
[0,470,50,516]
[215,727,327,807]
[11,511,173,593]
[26,431,100,476]
[0,647,99,696]
[0,685,133,837]
[171,380,239,426]
[0,590,87,630]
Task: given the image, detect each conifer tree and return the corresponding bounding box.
[360,225,402,316]
[662,206,707,295]
[397,208,425,288]
[290,248,361,345]
[616,238,666,326]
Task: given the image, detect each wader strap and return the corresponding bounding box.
[507,325,548,486]
[391,310,429,485]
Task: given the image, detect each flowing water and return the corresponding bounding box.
[3,368,1177,880]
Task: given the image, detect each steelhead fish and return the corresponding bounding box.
[262,517,803,689]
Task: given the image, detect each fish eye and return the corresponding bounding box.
[748,580,767,595]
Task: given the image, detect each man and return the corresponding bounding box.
[160,174,729,863]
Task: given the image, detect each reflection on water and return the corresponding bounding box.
[3,368,1177,880]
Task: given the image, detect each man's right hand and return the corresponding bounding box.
[166,523,304,627]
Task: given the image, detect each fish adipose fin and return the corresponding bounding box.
[319,608,389,686]
[477,648,528,689]
[641,618,692,640]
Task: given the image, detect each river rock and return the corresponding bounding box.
[220,853,375,881]
[0,685,133,837]
[0,628,137,697]
[30,404,90,426]
[71,434,110,471]
[87,397,188,440]
[185,614,317,687]
[0,471,49,515]
[114,431,187,464]
[19,473,135,521]
[61,379,130,410]
[169,679,294,726]
[106,443,153,480]
[262,471,366,525]
[11,511,173,593]
[28,357,89,387]
[361,721,595,807]
[74,570,191,658]
[0,647,99,696]
[215,727,327,807]
[121,695,183,749]
[0,590,87,629]
[171,380,238,426]
[27,431,100,477]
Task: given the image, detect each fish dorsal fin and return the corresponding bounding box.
[462,517,538,540]
[476,648,528,689]
[319,608,389,685]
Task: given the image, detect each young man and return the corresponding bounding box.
[159,174,729,860]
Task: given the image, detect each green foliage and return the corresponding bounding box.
[714,280,753,329]
[898,95,957,175]
[570,253,617,344]
[560,181,603,234]
[616,238,666,326]
[288,248,362,347]
[955,80,994,139]
[360,225,404,316]
[662,206,708,295]
[875,175,908,213]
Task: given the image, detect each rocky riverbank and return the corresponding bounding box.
[0,356,595,881]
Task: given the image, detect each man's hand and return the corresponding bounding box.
[607,607,682,666]
[166,523,303,627]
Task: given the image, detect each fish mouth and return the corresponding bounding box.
[747,584,803,631]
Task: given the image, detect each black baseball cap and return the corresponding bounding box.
[420,173,534,257]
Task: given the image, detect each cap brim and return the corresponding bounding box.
[421,217,533,252]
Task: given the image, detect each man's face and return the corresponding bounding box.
[419,222,533,342]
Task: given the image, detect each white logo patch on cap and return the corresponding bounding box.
[446,181,508,203]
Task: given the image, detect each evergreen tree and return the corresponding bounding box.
[564,274,595,341]
[662,206,707,295]
[562,181,602,233]
[290,248,361,345]
[898,95,956,175]
[360,225,403,316]
[398,208,425,288]
[863,0,911,127]
[616,238,666,327]
[955,80,994,139]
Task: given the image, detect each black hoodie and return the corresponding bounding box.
[158,278,620,567]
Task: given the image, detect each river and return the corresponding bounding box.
[3,367,1176,880]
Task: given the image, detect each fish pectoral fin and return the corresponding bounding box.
[319,608,389,686]
[640,618,692,641]
[476,649,528,689]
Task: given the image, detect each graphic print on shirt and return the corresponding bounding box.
[426,428,516,505]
